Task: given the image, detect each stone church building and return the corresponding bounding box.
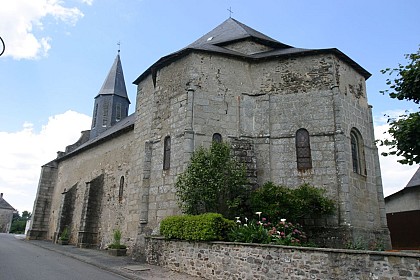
[27,18,390,255]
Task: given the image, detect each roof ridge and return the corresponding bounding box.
[187,18,291,49]
[0,196,15,210]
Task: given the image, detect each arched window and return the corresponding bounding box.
[163,136,171,170]
[102,101,109,127]
[92,104,98,128]
[212,133,222,143]
[116,103,122,122]
[296,128,312,170]
[350,128,366,175]
[118,176,124,203]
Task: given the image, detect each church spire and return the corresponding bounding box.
[96,53,129,101]
[90,53,130,139]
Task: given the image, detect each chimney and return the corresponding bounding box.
[1,193,3,198]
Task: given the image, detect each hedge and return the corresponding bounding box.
[160,213,235,241]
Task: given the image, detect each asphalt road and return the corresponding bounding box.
[0,233,128,280]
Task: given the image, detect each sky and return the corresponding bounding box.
[0,0,419,214]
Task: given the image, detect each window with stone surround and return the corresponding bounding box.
[163,136,171,170]
[118,176,124,203]
[212,133,222,143]
[296,128,312,170]
[350,128,366,175]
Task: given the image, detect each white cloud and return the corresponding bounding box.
[0,0,85,59]
[0,111,91,213]
[374,109,419,197]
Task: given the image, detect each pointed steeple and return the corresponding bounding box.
[90,53,130,139]
[96,53,130,101]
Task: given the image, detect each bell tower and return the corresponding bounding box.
[90,52,130,138]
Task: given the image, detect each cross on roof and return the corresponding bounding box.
[227,7,233,18]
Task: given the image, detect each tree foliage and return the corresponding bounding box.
[175,141,250,218]
[10,211,31,234]
[250,182,335,223]
[379,47,420,165]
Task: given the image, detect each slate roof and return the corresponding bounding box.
[0,195,15,211]
[133,18,370,85]
[56,113,135,162]
[187,18,291,49]
[406,166,420,188]
[385,166,420,200]
[97,53,130,103]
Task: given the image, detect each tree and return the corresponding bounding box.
[379,47,420,165]
[249,182,335,223]
[10,211,31,234]
[175,141,250,218]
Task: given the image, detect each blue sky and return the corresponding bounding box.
[0,0,419,213]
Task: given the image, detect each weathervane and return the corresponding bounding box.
[117,41,121,53]
[227,7,233,18]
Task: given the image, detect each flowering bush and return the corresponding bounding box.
[228,213,311,247]
[227,216,270,244]
[262,219,307,246]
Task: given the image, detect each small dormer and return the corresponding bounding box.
[220,39,275,55]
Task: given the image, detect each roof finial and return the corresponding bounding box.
[117,41,121,54]
[227,7,233,18]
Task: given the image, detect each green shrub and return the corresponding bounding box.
[108,229,127,249]
[250,182,294,222]
[228,216,312,247]
[160,213,235,241]
[227,220,270,244]
[250,182,335,223]
[108,243,127,249]
[59,227,69,241]
[113,229,122,246]
[175,141,250,218]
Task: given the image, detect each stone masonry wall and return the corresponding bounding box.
[132,50,389,253]
[27,161,58,240]
[146,238,420,280]
[333,57,389,243]
[47,130,134,250]
[0,208,14,233]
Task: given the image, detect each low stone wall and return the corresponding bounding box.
[145,237,419,279]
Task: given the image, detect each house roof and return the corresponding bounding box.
[97,53,130,103]
[385,166,420,201]
[406,166,420,188]
[133,18,370,85]
[0,195,15,211]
